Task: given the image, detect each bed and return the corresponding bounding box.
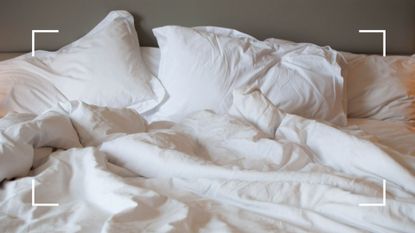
[1,2,415,233]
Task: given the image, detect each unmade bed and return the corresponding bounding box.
[0,4,415,233]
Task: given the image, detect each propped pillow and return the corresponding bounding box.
[0,10,165,116]
[342,52,415,125]
[152,26,346,126]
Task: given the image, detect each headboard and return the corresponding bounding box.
[1,0,414,55]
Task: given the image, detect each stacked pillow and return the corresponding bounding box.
[152,26,347,126]
[1,10,413,128]
[0,11,165,116]
[151,25,414,127]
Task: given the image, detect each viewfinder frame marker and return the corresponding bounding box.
[31,29,59,56]
[358,29,386,56]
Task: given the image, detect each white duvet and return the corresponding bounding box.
[0,88,414,233]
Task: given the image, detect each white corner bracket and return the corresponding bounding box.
[358,29,386,57]
[31,179,59,207]
[31,30,59,57]
[358,179,386,207]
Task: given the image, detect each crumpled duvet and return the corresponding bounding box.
[0,88,414,233]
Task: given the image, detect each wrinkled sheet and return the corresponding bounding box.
[0,101,414,233]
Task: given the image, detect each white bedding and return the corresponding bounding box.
[348,118,415,156]
[341,53,415,125]
[152,26,347,125]
[1,91,414,233]
[0,11,165,117]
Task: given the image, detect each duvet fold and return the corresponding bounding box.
[0,97,414,233]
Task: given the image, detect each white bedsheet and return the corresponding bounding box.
[0,100,414,233]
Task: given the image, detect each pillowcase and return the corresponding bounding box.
[141,47,161,78]
[0,66,68,116]
[152,26,347,126]
[0,10,165,117]
[229,84,286,138]
[341,52,415,125]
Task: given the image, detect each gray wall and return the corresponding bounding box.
[0,0,414,54]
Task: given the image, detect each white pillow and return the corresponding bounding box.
[342,52,415,125]
[152,26,346,126]
[229,84,286,138]
[141,47,161,77]
[0,11,165,116]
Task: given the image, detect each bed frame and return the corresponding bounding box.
[0,0,414,55]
